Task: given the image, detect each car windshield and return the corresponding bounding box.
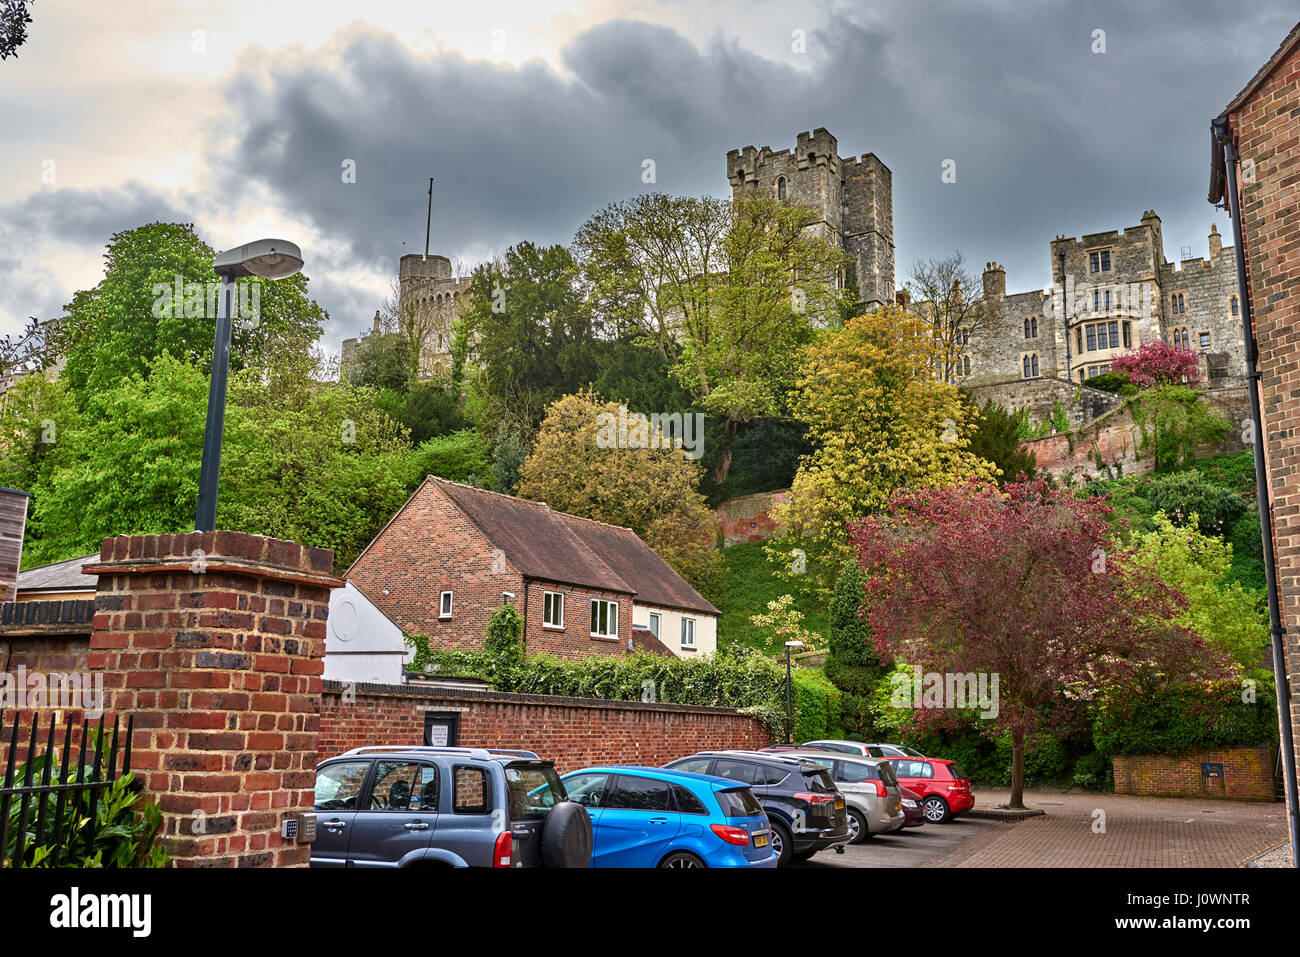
[716,787,764,817]
[800,768,837,793]
[876,762,899,786]
[508,763,566,821]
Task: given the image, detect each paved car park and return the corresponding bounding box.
[798,789,1289,868]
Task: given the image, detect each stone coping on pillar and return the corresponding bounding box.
[84,531,343,591]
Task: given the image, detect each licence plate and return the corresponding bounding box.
[754,832,768,847]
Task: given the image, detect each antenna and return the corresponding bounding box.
[424,177,434,262]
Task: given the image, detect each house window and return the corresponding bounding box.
[777,177,787,200]
[1231,296,1239,317]
[648,613,660,639]
[1199,331,1211,349]
[590,599,619,639]
[681,618,696,647]
[543,591,564,628]
[439,591,453,619]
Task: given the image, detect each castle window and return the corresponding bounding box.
[1199,331,1211,349]
[1123,321,1131,348]
[777,177,787,200]
[1077,328,1083,353]
[1024,319,1031,339]
[1090,250,1112,273]
[1023,354,1039,378]
[1093,291,1101,312]
[1108,321,1119,349]
[1104,289,1112,311]
[1231,296,1239,316]
[1086,325,1097,352]
[963,356,971,376]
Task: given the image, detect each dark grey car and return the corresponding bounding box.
[310,746,592,868]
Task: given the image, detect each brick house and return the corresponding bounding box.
[344,477,718,662]
[1209,20,1300,856]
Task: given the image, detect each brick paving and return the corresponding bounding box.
[922,789,1289,868]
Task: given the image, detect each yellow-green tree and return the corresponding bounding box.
[517,389,725,602]
[774,305,998,586]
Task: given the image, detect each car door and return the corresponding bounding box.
[891,759,923,795]
[311,760,372,867]
[345,760,440,867]
[596,774,682,867]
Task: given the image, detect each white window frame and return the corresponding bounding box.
[543,591,564,629]
[590,599,619,639]
[681,618,696,647]
[439,591,453,619]
[648,613,661,639]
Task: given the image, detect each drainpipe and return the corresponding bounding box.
[1213,115,1299,868]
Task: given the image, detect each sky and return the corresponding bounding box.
[2,0,1296,359]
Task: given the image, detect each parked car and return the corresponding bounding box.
[883,757,974,823]
[802,739,927,759]
[899,786,926,828]
[777,750,905,843]
[310,746,592,867]
[560,766,777,868]
[663,750,850,866]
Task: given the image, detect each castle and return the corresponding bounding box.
[348,129,1246,425]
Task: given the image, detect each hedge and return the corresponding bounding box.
[1092,678,1278,757]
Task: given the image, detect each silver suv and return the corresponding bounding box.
[780,749,904,842]
[310,746,592,868]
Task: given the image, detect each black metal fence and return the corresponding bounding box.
[0,713,134,868]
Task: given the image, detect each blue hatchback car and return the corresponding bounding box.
[560,766,777,868]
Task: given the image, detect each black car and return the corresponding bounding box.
[663,750,850,866]
[311,746,592,868]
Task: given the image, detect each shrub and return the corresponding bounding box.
[1093,678,1277,757]
[1084,371,1132,394]
[484,605,524,663]
[1142,469,1246,536]
[1111,340,1201,388]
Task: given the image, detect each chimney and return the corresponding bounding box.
[0,486,31,602]
[982,261,1006,299]
[1208,223,1222,262]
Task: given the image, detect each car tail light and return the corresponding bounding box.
[794,792,836,805]
[493,831,513,868]
[870,781,886,798]
[710,824,752,846]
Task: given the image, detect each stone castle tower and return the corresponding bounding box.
[726,128,895,309]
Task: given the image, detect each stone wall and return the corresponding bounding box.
[318,680,771,772]
[1113,745,1276,802]
[966,375,1122,432]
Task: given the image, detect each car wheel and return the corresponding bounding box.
[922,795,951,824]
[659,851,706,869]
[768,821,794,867]
[846,808,871,844]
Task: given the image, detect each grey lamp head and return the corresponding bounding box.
[213,238,304,279]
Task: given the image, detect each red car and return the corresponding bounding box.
[884,758,973,823]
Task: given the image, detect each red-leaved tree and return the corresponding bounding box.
[849,478,1229,808]
[1110,340,1201,389]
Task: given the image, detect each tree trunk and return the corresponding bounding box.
[1009,726,1026,809]
[711,419,737,485]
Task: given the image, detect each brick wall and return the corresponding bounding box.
[520,580,631,659]
[1227,29,1300,842]
[1113,745,1276,802]
[83,531,342,867]
[319,680,770,772]
[716,489,788,545]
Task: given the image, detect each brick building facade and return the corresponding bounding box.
[1212,21,1300,856]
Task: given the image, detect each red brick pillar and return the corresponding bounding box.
[84,531,342,867]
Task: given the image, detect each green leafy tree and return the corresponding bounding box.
[1129,511,1269,672]
[0,370,78,500]
[56,223,325,402]
[961,394,1036,484]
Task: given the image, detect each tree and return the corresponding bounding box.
[961,393,1036,484]
[345,328,411,393]
[1128,384,1230,472]
[406,429,492,488]
[0,1,33,60]
[1129,511,1268,673]
[906,253,986,384]
[516,389,724,601]
[0,370,77,500]
[1111,340,1200,389]
[575,193,850,483]
[824,561,885,738]
[849,478,1229,808]
[56,223,326,402]
[461,242,598,434]
[775,304,998,580]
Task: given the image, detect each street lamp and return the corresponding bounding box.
[195,239,304,531]
[784,640,804,744]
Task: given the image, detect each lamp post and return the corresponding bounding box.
[784,640,804,744]
[195,239,304,532]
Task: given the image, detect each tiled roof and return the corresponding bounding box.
[432,479,719,617]
[16,554,98,592]
[630,624,676,657]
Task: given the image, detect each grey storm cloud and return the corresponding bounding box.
[212,0,1295,307]
[2,181,197,246]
